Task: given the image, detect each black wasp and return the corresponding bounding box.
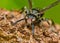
[11,0,60,35]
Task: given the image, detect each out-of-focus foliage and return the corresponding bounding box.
[0,0,60,23]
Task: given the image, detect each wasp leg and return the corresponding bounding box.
[43,18,55,27]
[40,18,55,30]
[10,18,25,25]
[31,23,35,35]
[44,18,50,25]
[50,19,55,27]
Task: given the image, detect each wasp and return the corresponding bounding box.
[11,0,60,35]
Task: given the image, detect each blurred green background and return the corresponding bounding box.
[0,0,60,24]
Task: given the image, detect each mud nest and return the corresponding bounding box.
[0,9,60,43]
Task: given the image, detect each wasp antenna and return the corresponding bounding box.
[28,0,32,10]
[40,0,60,12]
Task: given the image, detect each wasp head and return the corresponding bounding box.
[25,8,44,24]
